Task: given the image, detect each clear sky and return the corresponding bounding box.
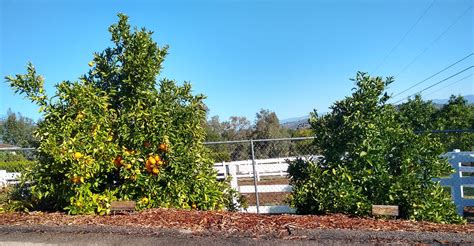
[1,0,472,122]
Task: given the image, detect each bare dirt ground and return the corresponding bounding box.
[0,208,473,245]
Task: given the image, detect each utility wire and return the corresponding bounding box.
[373,0,436,74]
[393,66,474,104]
[395,4,473,77]
[423,73,472,97]
[414,129,474,134]
[391,53,473,99]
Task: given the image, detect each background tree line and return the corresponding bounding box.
[205,109,321,161]
[398,94,474,152]
[0,109,38,170]
[204,94,473,162]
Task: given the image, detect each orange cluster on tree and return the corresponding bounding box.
[145,154,164,175]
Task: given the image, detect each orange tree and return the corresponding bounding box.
[288,72,464,224]
[6,14,235,215]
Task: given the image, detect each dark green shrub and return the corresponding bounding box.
[0,152,27,162]
[288,72,464,224]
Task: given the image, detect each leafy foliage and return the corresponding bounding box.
[398,94,474,151]
[205,109,296,161]
[433,95,474,151]
[5,14,236,215]
[288,72,464,224]
[0,109,38,148]
[0,160,35,172]
[398,94,437,131]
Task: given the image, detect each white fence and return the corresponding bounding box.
[0,170,21,186]
[434,151,474,215]
[214,155,323,180]
[217,151,474,215]
[214,156,319,214]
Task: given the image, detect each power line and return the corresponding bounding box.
[423,73,472,97]
[393,66,474,104]
[391,53,473,99]
[395,4,473,77]
[373,0,436,74]
[414,129,474,134]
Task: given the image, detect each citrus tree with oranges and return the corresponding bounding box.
[6,14,235,215]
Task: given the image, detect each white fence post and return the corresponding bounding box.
[227,162,239,207]
[0,170,6,187]
[434,151,474,216]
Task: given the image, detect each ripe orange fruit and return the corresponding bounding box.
[153,155,161,163]
[148,156,156,165]
[159,143,168,152]
[73,152,83,160]
[114,156,123,167]
[71,176,82,184]
[76,113,84,121]
[152,167,159,174]
[145,160,152,172]
[192,203,197,209]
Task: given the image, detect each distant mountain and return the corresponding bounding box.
[280,115,310,124]
[430,94,474,105]
[281,116,310,129]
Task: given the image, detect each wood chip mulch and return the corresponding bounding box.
[0,209,472,237]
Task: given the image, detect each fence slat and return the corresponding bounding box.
[246,205,295,214]
[239,184,292,193]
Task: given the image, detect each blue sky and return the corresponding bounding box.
[1,0,472,122]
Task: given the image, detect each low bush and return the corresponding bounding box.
[0,161,34,172]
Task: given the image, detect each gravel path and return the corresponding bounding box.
[0,224,473,245]
[1,209,473,245]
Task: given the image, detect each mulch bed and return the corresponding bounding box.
[1,208,473,237]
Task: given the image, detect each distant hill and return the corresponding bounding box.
[280,115,310,124]
[430,94,474,105]
[281,95,474,130]
[281,116,310,129]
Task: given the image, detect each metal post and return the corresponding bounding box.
[250,139,260,214]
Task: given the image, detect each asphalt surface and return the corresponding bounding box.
[0,225,472,245]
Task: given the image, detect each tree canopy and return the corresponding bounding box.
[288,72,464,224]
[0,109,38,148]
[5,14,236,214]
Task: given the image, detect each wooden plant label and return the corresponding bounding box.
[372,205,399,217]
[110,201,136,213]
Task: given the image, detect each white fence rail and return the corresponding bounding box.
[214,156,308,214]
[214,155,322,181]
